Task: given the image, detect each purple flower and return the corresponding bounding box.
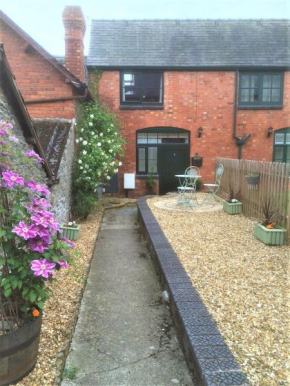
[33,224,51,238]
[12,221,37,240]
[58,261,68,268]
[26,181,50,195]
[47,216,59,231]
[61,237,75,248]
[27,198,51,212]
[2,172,24,187]
[31,259,55,278]
[31,213,50,228]
[1,140,7,145]
[28,236,51,253]
[24,150,43,163]
[8,135,19,143]
[0,129,7,136]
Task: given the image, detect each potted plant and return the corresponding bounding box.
[146,168,156,195]
[0,120,74,385]
[60,220,80,241]
[223,180,242,215]
[246,172,260,185]
[254,196,286,245]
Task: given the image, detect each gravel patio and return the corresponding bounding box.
[147,193,289,386]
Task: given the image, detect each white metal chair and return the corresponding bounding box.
[202,164,224,205]
[177,166,200,205]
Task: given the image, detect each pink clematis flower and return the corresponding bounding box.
[61,237,75,248]
[58,261,68,268]
[47,216,59,231]
[0,129,7,136]
[24,150,43,163]
[26,181,50,195]
[12,221,37,240]
[33,224,51,238]
[2,172,24,187]
[28,236,51,253]
[31,259,55,278]
[31,213,50,228]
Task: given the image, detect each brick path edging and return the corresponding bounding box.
[137,197,249,386]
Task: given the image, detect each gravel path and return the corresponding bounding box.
[148,194,290,386]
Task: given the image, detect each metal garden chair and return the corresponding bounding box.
[202,164,224,205]
[177,166,200,205]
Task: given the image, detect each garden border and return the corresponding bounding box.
[137,197,249,386]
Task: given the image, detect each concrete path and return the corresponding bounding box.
[62,204,194,386]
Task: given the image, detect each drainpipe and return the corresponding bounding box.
[233,69,251,159]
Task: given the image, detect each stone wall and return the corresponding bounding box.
[0,85,47,185]
[50,120,75,224]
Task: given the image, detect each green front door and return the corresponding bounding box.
[159,147,189,195]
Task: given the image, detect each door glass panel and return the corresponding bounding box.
[273,147,283,162]
[138,148,146,172]
[286,133,290,144]
[147,134,158,143]
[275,133,285,144]
[148,147,157,173]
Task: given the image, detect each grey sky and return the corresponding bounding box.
[1,0,289,55]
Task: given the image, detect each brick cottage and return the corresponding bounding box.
[1,7,290,199]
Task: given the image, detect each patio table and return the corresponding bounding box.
[175,174,201,206]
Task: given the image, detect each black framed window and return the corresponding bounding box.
[137,147,157,173]
[239,72,283,107]
[273,128,290,167]
[121,71,163,106]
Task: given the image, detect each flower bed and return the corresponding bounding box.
[147,195,289,385]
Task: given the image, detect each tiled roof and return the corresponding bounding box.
[87,20,290,68]
[32,119,72,179]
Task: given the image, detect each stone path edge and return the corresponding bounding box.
[137,197,249,386]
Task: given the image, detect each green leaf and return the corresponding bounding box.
[17,280,22,289]
[0,229,6,238]
[4,288,12,297]
[37,301,44,309]
[29,291,37,303]
[0,258,5,265]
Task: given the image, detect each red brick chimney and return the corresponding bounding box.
[62,6,86,82]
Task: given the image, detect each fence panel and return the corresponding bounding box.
[216,158,290,239]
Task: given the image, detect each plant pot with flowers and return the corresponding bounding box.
[60,220,80,241]
[223,179,242,215]
[254,196,286,245]
[0,120,74,386]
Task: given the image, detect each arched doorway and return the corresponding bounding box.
[136,127,190,195]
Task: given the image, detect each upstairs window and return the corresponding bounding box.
[239,72,283,107]
[120,71,163,107]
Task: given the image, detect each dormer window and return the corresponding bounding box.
[120,71,163,109]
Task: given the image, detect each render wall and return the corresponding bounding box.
[0,21,75,119]
[95,70,290,197]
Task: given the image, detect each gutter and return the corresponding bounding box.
[233,69,251,159]
[25,87,94,104]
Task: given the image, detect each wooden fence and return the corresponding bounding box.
[215,157,290,240]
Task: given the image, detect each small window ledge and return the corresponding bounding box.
[136,174,159,179]
[120,105,164,111]
[238,105,283,110]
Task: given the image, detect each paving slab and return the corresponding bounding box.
[62,205,194,386]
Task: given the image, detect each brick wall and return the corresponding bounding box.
[0,20,75,119]
[93,70,290,197]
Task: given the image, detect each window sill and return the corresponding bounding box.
[136,174,159,179]
[238,105,283,110]
[120,105,164,111]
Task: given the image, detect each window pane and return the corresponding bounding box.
[241,89,250,102]
[262,88,271,102]
[123,73,139,86]
[272,75,281,88]
[123,86,140,102]
[141,73,162,103]
[250,89,259,102]
[241,75,250,87]
[148,147,157,173]
[275,133,285,144]
[137,133,147,144]
[122,73,140,102]
[273,147,283,162]
[147,134,158,143]
[142,73,162,88]
[286,133,290,144]
[271,89,281,102]
[263,75,271,88]
[142,88,161,103]
[251,75,258,88]
[138,148,146,172]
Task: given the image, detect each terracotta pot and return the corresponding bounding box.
[0,314,42,386]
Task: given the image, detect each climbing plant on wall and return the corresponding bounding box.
[72,100,125,219]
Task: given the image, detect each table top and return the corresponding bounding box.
[175,174,201,178]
